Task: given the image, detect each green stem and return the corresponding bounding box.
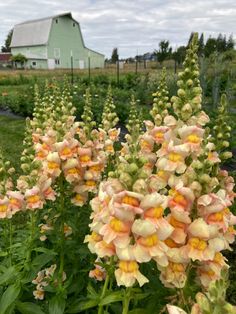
[122,287,132,314]
[8,219,13,266]
[25,211,37,268]
[58,175,65,289]
[98,273,110,314]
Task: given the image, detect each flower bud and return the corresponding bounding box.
[182,103,192,113]
[128,163,139,174]
[119,173,133,187]
[195,293,211,312]
[21,163,30,172]
[191,160,203,170]
[186,79,193,87]
[221,151,232,159]
[177,89,186,97]
[222,141,229,148]
[199,174,211,184]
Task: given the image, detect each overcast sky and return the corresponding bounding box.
[0,0,235,58]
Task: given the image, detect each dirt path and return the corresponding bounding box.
[0,109,24,119]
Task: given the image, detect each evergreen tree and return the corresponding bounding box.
[198,33,204,57]
[187,32,194,48]
[216,33,227,53]
[226,34,234,50]
[111,47,119,63]
[1,29,13,52]
[204,37,217,57]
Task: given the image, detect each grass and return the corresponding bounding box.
[0,115,25,172]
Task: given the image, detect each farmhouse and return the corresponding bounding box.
[10,12,104,69]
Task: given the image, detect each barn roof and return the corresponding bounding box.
[10,12,78,48]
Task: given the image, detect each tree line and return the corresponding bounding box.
[109,32,235,64]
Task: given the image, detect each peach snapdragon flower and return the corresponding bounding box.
[115,260,148,287]
[7,191,24,216]
[178,125,204,153]
[25,187,43,210]
[0,196,9,219]
[156,141,189,174]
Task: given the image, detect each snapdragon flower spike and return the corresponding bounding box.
[212,94,233,161]
[153,33,236,291]
[86,110,176,288]
[100,85,119,132]
[150,67,172,126]
[137,68,173,171]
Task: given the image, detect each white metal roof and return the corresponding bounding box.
[10,13,72,48]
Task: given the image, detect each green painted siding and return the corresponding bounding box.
[48,16,104,69]
[85,49,105,68]
[11,46,48,69]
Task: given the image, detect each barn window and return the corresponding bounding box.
[54,48,60,58]
[55,59,60,65]
[73,22,76,27]
[32,61,37,66]
[55,19,58,23]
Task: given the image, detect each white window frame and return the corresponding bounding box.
[55,59,60,65]
[54,48,60,58]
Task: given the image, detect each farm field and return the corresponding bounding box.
[0,37,236,314]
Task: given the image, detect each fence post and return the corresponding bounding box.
[88,51,91,83]
[117,56,119,85]
[70,50,74,85]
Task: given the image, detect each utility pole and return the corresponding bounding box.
[135,48,138,75]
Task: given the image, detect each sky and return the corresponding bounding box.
[0,0,235,58]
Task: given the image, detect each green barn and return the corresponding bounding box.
[10,12,105,69]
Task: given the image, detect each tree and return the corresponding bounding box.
[155,40,172,65]
[1,29,13,52]
[204,37,217,58]
[198,33,204,57]
[226,34,234,50]
[216,33,227,53]
[111,48,119,63]
[172,46,186,65]
[187,32,194,48]
[11,54,28,68]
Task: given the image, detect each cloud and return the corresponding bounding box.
[0,0,235,58]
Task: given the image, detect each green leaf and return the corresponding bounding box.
[87,283,98,298]
[0,267,17,285]
[0,283,20,314]
[16,301,46,314]
[67,299,99,313]
[99,291,123,306]
[33,247,57,255]
[32,253,55,269]
[49,295,66,314]
[0,252,8,257]
[131,292,149,300]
